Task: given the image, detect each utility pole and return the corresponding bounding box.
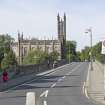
[90,28,93,70]
[85,28,93,71]
[69,41,70,63]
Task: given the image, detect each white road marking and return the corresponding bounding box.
[83,82,89,99]
[40,90,49,98]
[40,63,84,105]
[38,63,70,76]
[84,64,90,99]
[26,92,35,105]
[58,79,62,82]
[50,64,84,89]
[83,82,85,94]
[67,63,83,75]
[51,83,56,88]
[43,101,47,105]
[62,76,66,79]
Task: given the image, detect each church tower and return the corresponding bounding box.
[57,13,66,59]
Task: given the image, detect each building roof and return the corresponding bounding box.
[12,39,61,46]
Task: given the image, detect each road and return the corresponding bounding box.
[0,62,97,105]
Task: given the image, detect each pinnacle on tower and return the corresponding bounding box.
[21,32,23,40]
[18,30,20,41]
[57,13,60,22]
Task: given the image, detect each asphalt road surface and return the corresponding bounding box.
[0,62,97,105]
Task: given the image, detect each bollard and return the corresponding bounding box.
[26,92,35,105]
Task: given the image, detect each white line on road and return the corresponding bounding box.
[50,63,83,89]
[40,63,84,105]
[62,76,66,79]
[58,78,62,82]
[51,83,56,88]
[83,82,85,94]
[26,92,35,105]
[67,63,83,75]
[37,63,70,76]
[40,90,49,98]
[83,63,90,99]
[43,101,47,105]
[83,82,89,99]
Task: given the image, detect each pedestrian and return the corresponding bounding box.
[2,70,8,82]
[47,60,50,69]
[53,63,55,68]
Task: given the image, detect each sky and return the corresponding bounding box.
[0,0,105,51]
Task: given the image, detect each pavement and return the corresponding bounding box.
[0,62,97,105]
[86,61,105,105]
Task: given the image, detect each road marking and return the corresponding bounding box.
[83,82,85,94]
[51,83,56,88]
[40,63,84,105]
[58,78,62,82]
[62,76,66,79]
[82,63,91,99]
[26,92,35,105]
[83,82,89,99]
[40,90,49,98]
[50,63,83,89]
[43,101,47,105]
[67,63,83,75]
[38,63,70,76]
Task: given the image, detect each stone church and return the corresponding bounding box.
[12,13,66,64]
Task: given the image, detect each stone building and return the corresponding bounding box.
[12,13,66,64]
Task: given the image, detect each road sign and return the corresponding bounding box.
[101,39,105,54]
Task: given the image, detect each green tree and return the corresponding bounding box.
[49,51,59,62]
[92,42,104,63]
[23,49,48,65]
[0,34,15,70]
[1,50,17,69]
[80,46,90,61]
[76,51,82,61]
[66,41,78,62]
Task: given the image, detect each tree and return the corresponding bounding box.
[80,46,90,61]
[92,42,104,63]
[66,41,78,62]
[49,51,59,62]
[76,51,82,61]
[80,42,105,63]
[1,50,17,69]
[23,49,48,65]
[0,34,15,70]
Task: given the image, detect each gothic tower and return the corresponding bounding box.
[57,13,66,59]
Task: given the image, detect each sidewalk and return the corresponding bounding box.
[87,61,105,104]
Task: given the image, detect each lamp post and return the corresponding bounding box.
[85,28,93,71]
[69,41,70,63]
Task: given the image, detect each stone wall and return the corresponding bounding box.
[0,59,67,91]
[7,59,67,78]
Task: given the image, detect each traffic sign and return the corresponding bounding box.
[101,39,105,54]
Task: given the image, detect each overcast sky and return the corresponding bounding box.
[0,0,105,51]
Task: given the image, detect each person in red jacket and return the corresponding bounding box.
[2,70,8,82]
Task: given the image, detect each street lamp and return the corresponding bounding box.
[69,41,70,63]
[85,28,93,71]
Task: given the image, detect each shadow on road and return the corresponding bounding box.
[11,74,80,90]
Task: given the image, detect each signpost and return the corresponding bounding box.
[101,39,105,54]
[101,39,105,100]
